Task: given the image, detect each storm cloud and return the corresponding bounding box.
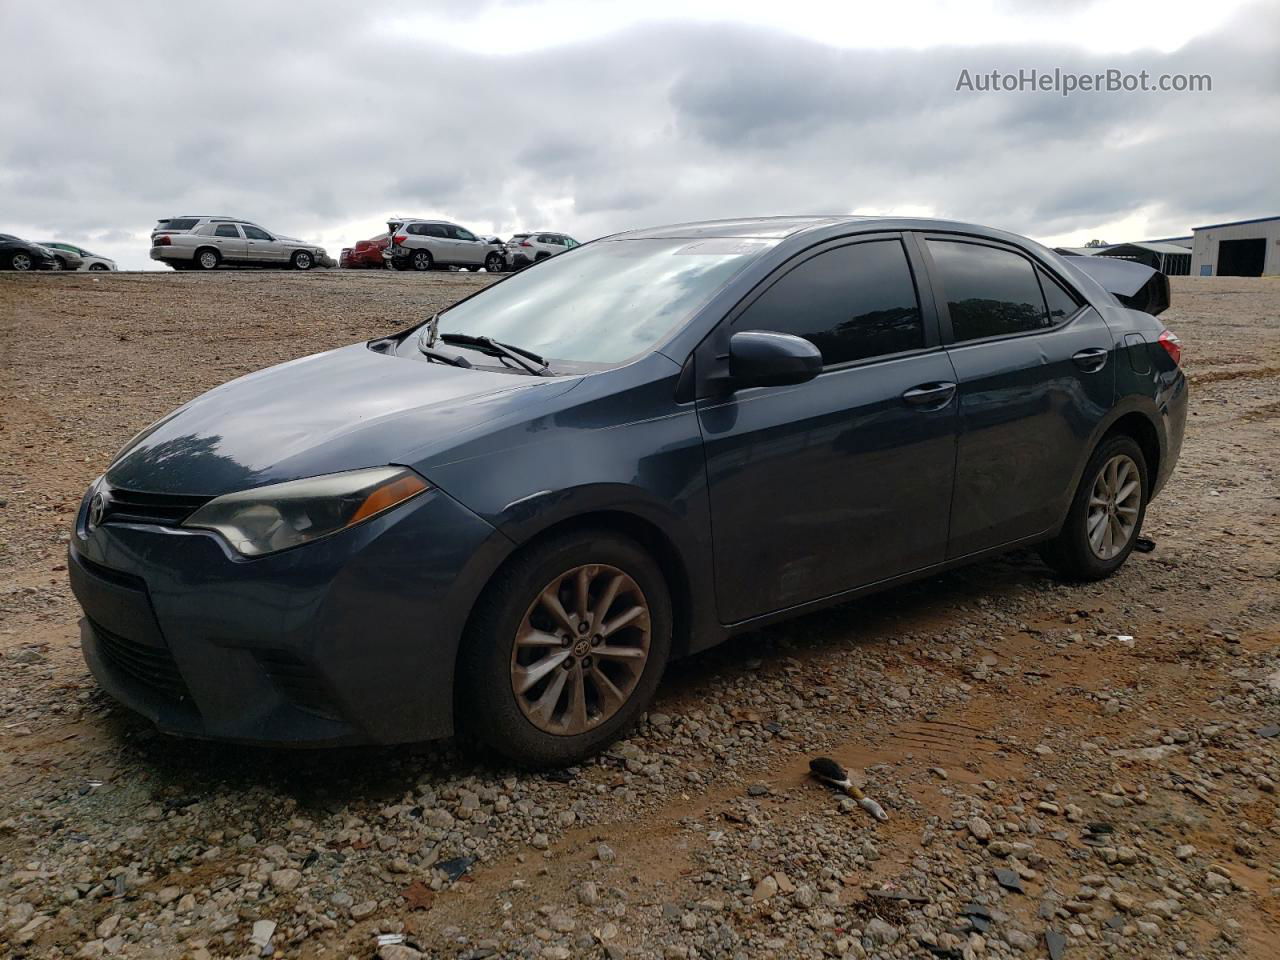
[1,1,1276,268]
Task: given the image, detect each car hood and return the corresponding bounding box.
[106,342,580,496]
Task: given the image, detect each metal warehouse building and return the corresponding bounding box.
[1191,216,1280,276]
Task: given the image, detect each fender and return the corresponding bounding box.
[1051,394,1168,534]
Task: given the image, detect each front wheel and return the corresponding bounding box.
[1040,435,1148,581]
[89,263,109,271]
[291,250,314,270]
[458,529,672,767]
[51,257,66,271]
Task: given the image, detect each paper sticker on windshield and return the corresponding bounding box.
[673,239,776,256]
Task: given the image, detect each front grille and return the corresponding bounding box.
[91,619,190,701]
[102,486,213,527]
[257,651,342,721]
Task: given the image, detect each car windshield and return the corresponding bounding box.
[438,237,777,364]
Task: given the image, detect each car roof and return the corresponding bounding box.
[609,215,1036,244]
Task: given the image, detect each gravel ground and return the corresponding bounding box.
[0,272,1277,960]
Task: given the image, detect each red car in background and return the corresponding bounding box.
[340,234,389,269]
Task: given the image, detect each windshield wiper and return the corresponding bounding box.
[415,324,472,368]
[439,333,550,376]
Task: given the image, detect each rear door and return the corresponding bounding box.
[697,235,959,623]
[919,235,1116,557]
[209,223,247,261]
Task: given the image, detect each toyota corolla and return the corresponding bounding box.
[69,216,1187,765]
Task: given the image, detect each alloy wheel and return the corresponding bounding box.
[1087,453,1141,560]
[413,251,431,271]
[12,253,32,271]
[510,564,651,736]
[199,251,218,269]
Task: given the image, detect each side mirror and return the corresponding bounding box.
[728,330,822,389]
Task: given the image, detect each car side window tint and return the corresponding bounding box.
[927,240,1050,341]
[455,227,477,241]
[423,224,447,238]
[1039,269,1081,323]
[734,240,924,366]
[214,224,240,238]
[241,226,271,240]
[931,240,1049,343]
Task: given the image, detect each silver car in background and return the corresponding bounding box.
[150,218,328,270]
[384,218,506,272]
[43,242,116,271]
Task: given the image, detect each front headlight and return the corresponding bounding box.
[182,466,428,557]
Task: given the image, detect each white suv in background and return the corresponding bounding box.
[505,232,580,269]
[384,218,506,273]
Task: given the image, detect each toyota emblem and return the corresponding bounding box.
[88,492,107,529]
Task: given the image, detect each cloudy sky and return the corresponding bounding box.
[2,0,1277,269]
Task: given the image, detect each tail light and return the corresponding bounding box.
[519,240,532,247]
[392,234,407,246]
[154,235,171,246]
[1157,329,1182,366]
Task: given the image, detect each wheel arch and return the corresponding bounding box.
[1100,411,1161,494]
[456,508,700,687]
[192,245,220,266]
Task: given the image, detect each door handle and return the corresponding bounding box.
[902,381,957,408]
[1072,347,1109,372]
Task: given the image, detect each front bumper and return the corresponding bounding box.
[70,486,511,746]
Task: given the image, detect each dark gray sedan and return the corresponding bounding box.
[69,216,1187,765]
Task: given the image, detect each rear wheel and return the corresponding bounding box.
[10,252,33,271]
[458,529,672,767]
[484,252,504,273]
[1040,435,1148,581]
[410,249,433,272]
[291,250,314,270]
[194,248,220,270]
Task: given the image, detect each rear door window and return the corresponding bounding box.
[1038,269,1081,323]
[927,240,1051,341]
[214,224,241,238]
[734,239,925,366]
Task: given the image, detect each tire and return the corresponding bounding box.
[51,257,66,271]
[484,252,504,273]
[89,263,108,271]
[291,250,314,271]
[1039,434,1148,581]
[9,252,34,271]
[410,249,433,272]
[194,248,220,271]
[457,528,673,767]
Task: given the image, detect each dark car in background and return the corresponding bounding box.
[68,216,1186,766]
[1,234,59,270]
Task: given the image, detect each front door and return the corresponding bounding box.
[241,224,283,264]
[449,225,484,266]
[697,236,959,624]
[920,236,1116,557]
